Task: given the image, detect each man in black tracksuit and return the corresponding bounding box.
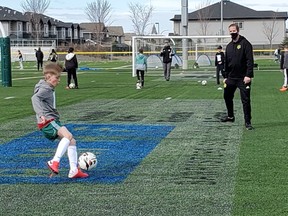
[35,47,44,71]
[160,41,174,81]
[221,23,254,130]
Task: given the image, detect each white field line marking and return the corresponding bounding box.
[111,65,131,69]
[4,96,15,99]
[0,72,88,82]
[1,66,132,82]
[11,76,43,81]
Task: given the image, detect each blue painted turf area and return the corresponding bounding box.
[0,124,174,184]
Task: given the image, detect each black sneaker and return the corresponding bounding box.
[221,116,235,122]
[245,123,254,130]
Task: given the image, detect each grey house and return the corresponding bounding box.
[0,6,121,47]
[0,6,29,38]
[80,22,106,43]
[106,26,124,44]
[171,0,288,47]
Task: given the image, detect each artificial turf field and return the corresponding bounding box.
[0,58,288,215]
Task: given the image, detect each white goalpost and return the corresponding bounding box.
[132,35,231,77]
[0,21,6,37]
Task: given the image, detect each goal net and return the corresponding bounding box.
[132,35,231,77]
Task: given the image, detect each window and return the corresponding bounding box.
[62,28,65,39]
[27,23,31,32]
[233,21,243,29]
[74,29,78,38]
[17,22,22,32]
[44,25,49,36]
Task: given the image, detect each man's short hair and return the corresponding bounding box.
[228,23,239,32]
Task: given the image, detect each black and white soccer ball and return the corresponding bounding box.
[69,83,75,89]
[136,82,141,89]
[201,80,207,86]
[78,152,97,171]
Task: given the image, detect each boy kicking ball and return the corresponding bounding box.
[31,62,88,178]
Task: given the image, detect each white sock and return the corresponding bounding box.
[67,145,78,172]
[284,69,288,86]
[52,137,70,162]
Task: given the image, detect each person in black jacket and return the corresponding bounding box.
[160,40,174,81]
[48,49,58,62]
[221,23,254,130]
[215,45,224,85]
[280,45,288,92]
[35,47,44,71]
[65,47,79,89]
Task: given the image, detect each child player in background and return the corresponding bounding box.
[135,48,147,88]
[31,62,88,178]
[215,45,224,86]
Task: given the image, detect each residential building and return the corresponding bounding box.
[124,33,136,47]
[106,26,124,44]
[0,6,29,39]
[80,22,106,44]
[0,6,124,48]
[171,0,288,47]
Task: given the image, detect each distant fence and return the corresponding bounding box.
[8,49,277,62]
[10,39,56,47]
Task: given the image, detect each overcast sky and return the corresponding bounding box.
[1,0,288,34]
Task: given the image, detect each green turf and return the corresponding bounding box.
[0,58,287,215]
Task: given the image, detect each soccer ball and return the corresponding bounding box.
[136,82,141,89]
[78,152,97,171]
[155,66,158,69]
[201,80,207,86]
[69,83,75,89]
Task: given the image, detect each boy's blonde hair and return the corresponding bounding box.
[43,62,63,79]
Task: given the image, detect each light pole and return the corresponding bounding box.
[181,0,188,70]
[221,0,224,35]
[155,22,160,35]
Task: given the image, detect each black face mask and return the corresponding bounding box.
[230,32,238,40]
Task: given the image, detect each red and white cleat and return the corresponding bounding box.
[47,160,59,175]
[68,168,89,179]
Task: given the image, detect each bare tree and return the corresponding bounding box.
[85,0,112,24]
[85,0,112,44]
[21,0,51,40]
[21,0,50,13]
[128,2,153,35]
[196,0,212,39]
[262,11,280,52]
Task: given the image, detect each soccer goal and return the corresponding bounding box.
[131,35,230,77]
